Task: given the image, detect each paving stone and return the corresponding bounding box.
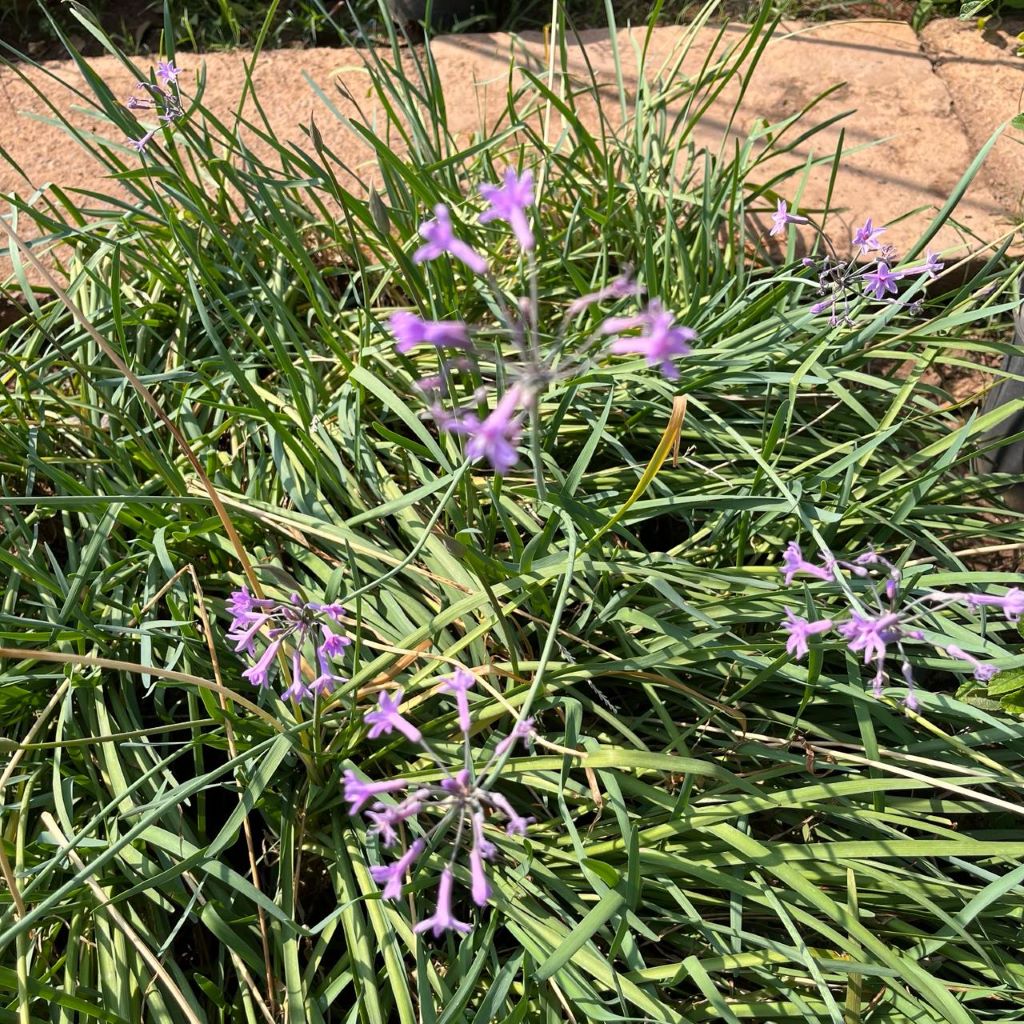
[920,16,1024,221]
[0,18,1020,289]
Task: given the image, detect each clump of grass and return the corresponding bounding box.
[2,2,1024,1022]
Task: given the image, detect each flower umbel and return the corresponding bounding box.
[225,588,349,702]
[782,202,943,326]
[398,176,699,483]
[123,63,187,152]
[778,544,1006,706]
[349,671,538,938]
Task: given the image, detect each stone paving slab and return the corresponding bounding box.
[0,18,1021,289]
[920,16,1024,221]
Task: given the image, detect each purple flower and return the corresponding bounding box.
[946,645,999,682]
[413,868,473,937]
[769,199,809,238]
[567,275,643,318]
[838,612,903,694]
[309,600,346,622]
[479,168,536,250]
[962,588,1024,623]
[781,609,833,659]
[349,662,543,936]
[487,791,534,836]
[439,667,476,733]
[227,602,274,654]
[227,587,256,618]
[895,250,944,279]
[473,811,496,861]
[494,718,535,758]
[156,60,182,85]
[281,678,312,701]
[444,387,524,474]
[864,262,899,301]
[469,843,492,906]
[367,794,425,847]
[390,311,470,354]
[281,650,312,703]
[413,205,487,275]
[241,639,282,690]
[226,590,351,700]
[604,300,696,379]
[371,839,425,900]
[440,768,472,796]
[364,688,423,743]
[319,627,351,658]
[852,218,885,253]
[781,542,835,586]
[343,770,409,815]
[310,669,344,698]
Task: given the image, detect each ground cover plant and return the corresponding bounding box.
[2,1,1024,1021]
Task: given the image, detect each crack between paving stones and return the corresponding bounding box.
[914,30,976,161]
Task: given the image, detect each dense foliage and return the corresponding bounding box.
[1,3,1023,1022]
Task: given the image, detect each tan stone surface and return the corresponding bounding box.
[920,17,1024,219]
[0,19,1021,288]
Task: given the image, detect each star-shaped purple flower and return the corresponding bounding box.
[413,205,487,275]
[769,199,809,238]
[156,60,182,85]
[780,542,835,586]
[864,262,899,300]
[342,770,410,815]
[852,218,885,254]
[413,867,472,937]
[604,300,696,379]
[781,609,833,659]
[838,612,904,695]
[444,386,524,474]
[364,687,423,743]
[370,839,425,900]
[479,168,536,251]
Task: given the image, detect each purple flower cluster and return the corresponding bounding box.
[124,60,185,152]
[391,169,700,474]
[778,542,1012,707]
[771,199,944,327]
[809,217,943,326]
[346,668,536,938]
[226,587,349,702]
